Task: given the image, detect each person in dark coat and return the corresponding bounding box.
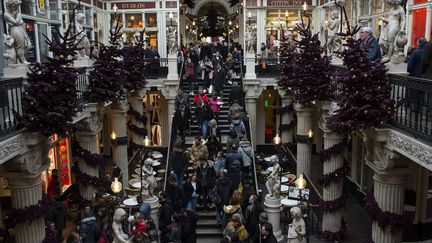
[206,135,223,161]
[158,191,174,240]
[227,159,242,194]
[166,175,186,212]
[213,63,227,98]
[170,144,188,185]
[181,209,199,243]
[173,104,190,143]
[359,27,381,61]
[184,173,201,211]
[196,156,216,213]
[50,196,68,242]
[229,82,246,107]
[200,102,214,140]
[244,195,263,242]
[221,41,229,60]
[215,170,232,227]
[225,144,243,169]
[408,38,427,77]
[261,222,278,243]
[422,40,432,80]
[47,169,61,199]
[79,207,99,243]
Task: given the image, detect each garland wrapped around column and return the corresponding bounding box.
[71,139,104,167]
[3,195,50,230]
[71,163,109,187]
[277,103,296,142]
[127,103,148,149]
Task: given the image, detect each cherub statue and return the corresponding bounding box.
[3,0,32,64]
[245,30,255,53]
[113,208,133,243]
[287,207,306,243]
[326,10,342,55]
[3,34,17,65]
[265,155,281,198]
[167,26,177,54]
[379,0,406,62]
[142,158,157,198]
[76,13,91,58]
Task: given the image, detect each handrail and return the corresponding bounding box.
[247,115,260,194]
[127,148,141,180]
[0,77,24,138]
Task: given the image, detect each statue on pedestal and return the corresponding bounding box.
[378,0,406,63]
[3,34,17,65]
[142,158,157,198]
[167,26,178,54]
[287,207,306,243]
[245,29,255,53]
[265,155,281,198]
[76,13,91,58]
[326,10,342,55]
[3,0,32,64]
[113,208,132,243]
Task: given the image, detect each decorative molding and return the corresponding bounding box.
[0,135,24,165]
[389,131,432,170]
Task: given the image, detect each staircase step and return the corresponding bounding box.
[196,228,222,236]
[195,236,221,243]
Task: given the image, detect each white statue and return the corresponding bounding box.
[3,34,17,65]
[265,155,281,198]
[245,30,255,53]
[167,26,177,54]
[112,208,132,243]
[76,13,91,58]
[3,0,31,64]
[390,30,408,64]
[379,0,406,63]
[326,10,342,55]
[287,207,306,243]
[142,158,157,198]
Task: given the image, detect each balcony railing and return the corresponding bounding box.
[255,57,281,77]
[389,74,432,143]
[76,67,88,103]
[0,77,24,137]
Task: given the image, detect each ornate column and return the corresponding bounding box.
[364,128,408,243]
[244,80,262,147]
[244,53,257,80]
[279,90,294,143]
[264,196,283,242]
[111,101,129,186]
[167,54,179,81]
[294,103,313,177]
[3,133,50,243]
[162,80,179,145]
[129,93,146,150]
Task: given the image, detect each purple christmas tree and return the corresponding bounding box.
[17,27,83,136]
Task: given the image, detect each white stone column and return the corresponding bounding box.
[76,132,100,200]
[264,196,283,242]
[295,103,313,178]
[321,131,345,233]
[167,98,175,133]
[111,107,129,187]
[130,94,145,150]
[244,52,257,80]
[144,196,160,229]
[246,97,257,146]
[371,173,406,243]
[167,54,179,80]
[281,95,294,143]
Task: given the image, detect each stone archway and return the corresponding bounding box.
[192,0,233,16]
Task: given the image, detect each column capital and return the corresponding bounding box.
[318,101,338,132]
[1,132,50,176]
[243,80,263,98]
[111,100,129,113]
[294,103,314,114]
[161,80,178,99]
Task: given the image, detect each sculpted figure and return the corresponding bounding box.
[142,158,157,198]
[112,208,132,243]
[265,155,281,198]
[4,0,31,64]
[167,26,177,54]
[326,10,342,55]
[245,30,255,53]
[379,0,406,62]
[76,13,91,58]
[3,34,17,65]
[287,207,306,243]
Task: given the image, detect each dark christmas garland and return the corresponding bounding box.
[71,139,104,167]
[317,219,347,242]
[364,227,374,243]
[129,140,144,151]
[276,104,294,115]
[71,163,109,187]
[318,161,350,187]
[279,119,297,133]
[319,140,347,162]
[127,121,148,136]
[3,195,51,229]
[42,225,57,243]
[127,104,148,124]
[364,190,412,233]
[319,192,347,213]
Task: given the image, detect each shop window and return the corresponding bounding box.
[42,135,71,193]
[21,0,35,15]
[147,31,158,47]
[126,14,143,28]
[360,0,369,16]
[373,0,383,14]
[262,89,279,143]
[414,0,427,4]
[36,0,47,17]
[411,8,426,46]
[37,23,49,62]
[145,13,157,27]
[85,7,92,26]
[266,10,299,57]
[111,14,123,28]
[144,92,162,146]
[49,0,59,20]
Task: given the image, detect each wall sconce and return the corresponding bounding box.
[308,129,313,138]
[273,133,281,145]
[111,177,122,193]
[295,173,306,190]
[168,12,174,26]
[111,131,117,140]
[143,136,151,147]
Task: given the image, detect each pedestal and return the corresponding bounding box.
[144,196,160,229]
[7,172,46,243]
[111,108,129,187]
[331,56,343,66]
[385,62,408,75]
[244,52,257,80]
[76,132,100,200]
[321,132,344,233]
[264,195,283,242]
[74,57,93,67]
[3,64,29,78]
[371,173,405,243]
[295,104,313,178]
[167,54,179,80]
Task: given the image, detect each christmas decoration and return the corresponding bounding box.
[16,26,83,136]
[364,190,412,233]
[319,140,347,161]
[85,16,126,103]
[317,219,347,242]
[127,122,148,136]
[121,30,148,93]
[277,17,333,105]
[318,161,350,187]
[71,163,109,187]
[71,139,104,167]
[279,120,297,133]
[42,225,57,243]
[127,103,148,124]
[3,195,50,229]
